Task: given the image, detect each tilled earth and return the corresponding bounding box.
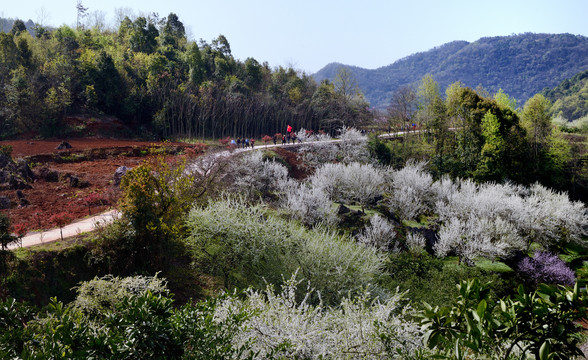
[0,138,195,231]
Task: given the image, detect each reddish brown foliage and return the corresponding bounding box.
[262,135,272,145]
[50,212,73,228]
[12,223,27,237]
[219,136,230,146]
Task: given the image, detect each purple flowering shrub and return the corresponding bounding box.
[517,251,576,286]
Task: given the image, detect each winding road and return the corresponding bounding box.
[9,131,409,249]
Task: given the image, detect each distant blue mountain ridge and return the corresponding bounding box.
[313,33,588,109]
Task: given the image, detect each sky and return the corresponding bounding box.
[2,0,588,74]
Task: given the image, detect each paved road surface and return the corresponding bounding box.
[8,210,120,250]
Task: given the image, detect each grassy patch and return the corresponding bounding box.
[343,203,379,216]
[402,219,425,228]
[475,258,513,273]
[381,253,514,309]
[11,235,90,259]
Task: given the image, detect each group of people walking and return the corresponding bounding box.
[273,133,301,145]
[228,125,305,149]
[230,137,256,148]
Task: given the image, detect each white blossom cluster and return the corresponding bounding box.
[405,232,427,254]
[278,178,338,226]
[433,179,588,255]
[297,127,368,170]
[386,160,434,220]
[229,151,289,197]
[297,141,339,170]
[431,178,588,261]
[434,215,524,263]
[338,126,370,164]
[309,162,388,211]
[357,214,399,252]
[71,274,169,316]
[381,161,588,261]
[215,274,425,359]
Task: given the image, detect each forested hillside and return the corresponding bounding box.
[0,14,369,140]
[314,33,588,108]
[543,69,588,120]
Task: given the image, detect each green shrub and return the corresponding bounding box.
[1,275,253,359]
[367,133,392,165]
[0,145,13,157]
[186,197,385,305]
[421,279,587,359]
[381,253,511,309]
[119,157,198,269]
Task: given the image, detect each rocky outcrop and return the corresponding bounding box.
[114,166,130,186]
[0,196,10,209]
[56,141,72,150]
[0,154,34,191]
[36,167,59,182]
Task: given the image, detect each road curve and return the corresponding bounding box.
[12,131,410,249]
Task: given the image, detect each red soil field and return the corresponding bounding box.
[0,138,195,232]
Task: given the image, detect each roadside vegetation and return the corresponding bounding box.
[1,122,588,358]
[1,8,588,360]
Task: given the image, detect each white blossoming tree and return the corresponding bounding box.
[279,179,338,227]
[217,274,426,359]
[387,160,434,220]
[357,214,399,252]
[310,162,388,212]
[230,151,289,198]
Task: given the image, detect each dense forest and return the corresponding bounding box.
[314,33,588,108]
[543,69,588,121]
[0,14,369,140]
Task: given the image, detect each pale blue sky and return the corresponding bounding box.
[2,0,587,74]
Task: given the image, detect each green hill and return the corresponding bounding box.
[543,69,588,120]
[314,33,588,108]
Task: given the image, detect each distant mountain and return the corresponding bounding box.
[314,33,588,109]
[542,69,588,120]
[0,17,36,34]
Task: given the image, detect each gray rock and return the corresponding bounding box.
[56,141,72,150]
[0,154,11,169]
[338,204,351,214]
[114,166,130,186]
[0,170,9,183]
[19,197,30,207]
[9,175,32,190]
[37,167,59,182]
[0,196,10,209]
[17,159,34,181]
[68,175,80,188]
